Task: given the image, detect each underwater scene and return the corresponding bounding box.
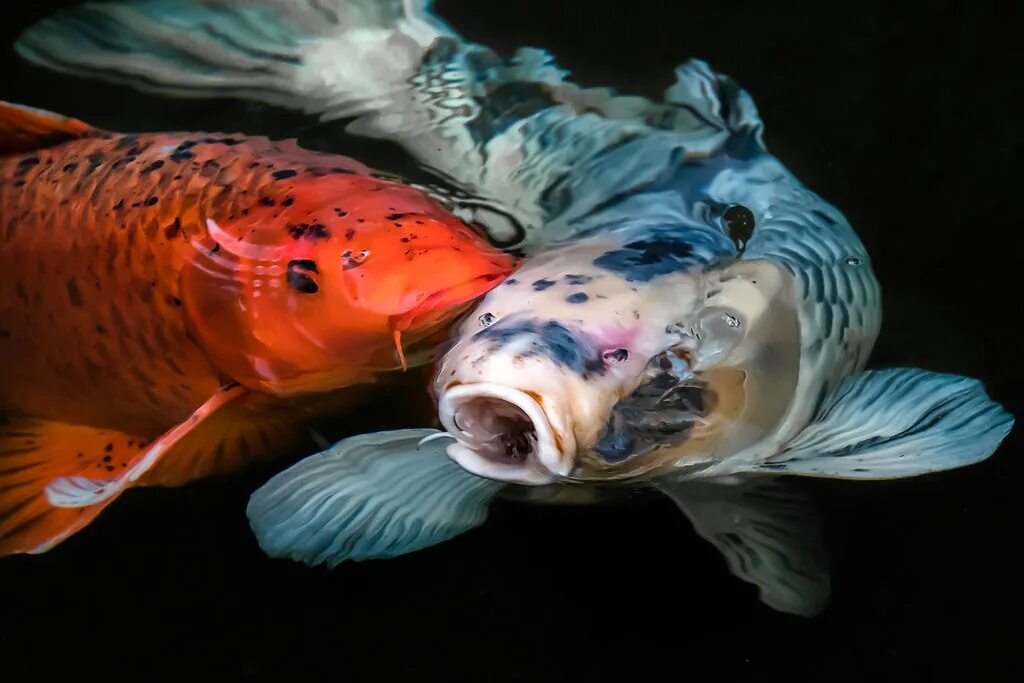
[1,1,1020,680]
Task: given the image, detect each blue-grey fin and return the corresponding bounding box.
[752,368,1014,479]
[15,0,455,116]
[656,477,830,617]
[246,429,504,567]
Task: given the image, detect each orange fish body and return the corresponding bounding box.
[0,102,515,555]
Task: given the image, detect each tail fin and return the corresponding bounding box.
[16,0,455,117]
[17,0,761,251]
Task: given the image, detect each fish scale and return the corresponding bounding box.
[0,99,515,555]
[0,133,245,435]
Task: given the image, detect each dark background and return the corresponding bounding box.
[1,1,1022,680]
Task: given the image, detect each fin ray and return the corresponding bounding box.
[247,428,504,566]
[0,417,149,555]
[751,368,1014,479]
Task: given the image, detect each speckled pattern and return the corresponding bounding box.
[0,105,514,555]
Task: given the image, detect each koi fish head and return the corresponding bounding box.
[184,174,515,396]
[432,233,803,485]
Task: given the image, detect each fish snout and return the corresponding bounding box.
[438,382,576,485]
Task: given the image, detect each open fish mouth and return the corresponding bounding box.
[438,383,573,484]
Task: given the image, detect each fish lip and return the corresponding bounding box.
[392,271,509,333]
[438,382,573,485]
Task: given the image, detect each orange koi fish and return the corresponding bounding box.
[0,101,515,556]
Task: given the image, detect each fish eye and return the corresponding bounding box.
[603,348,629,364]
[479,312,497,327]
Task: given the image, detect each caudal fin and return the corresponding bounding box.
[17,1,761,252]
[15,0,454,118]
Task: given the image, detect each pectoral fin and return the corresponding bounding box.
[0,416,149,555]
[136,386,365,487]
[752,368,1013,479]
[247,429,504,566]
[0,384,287,555]
[657,476,830,617]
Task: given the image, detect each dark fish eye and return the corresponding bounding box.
[603,348,629,364]
[479,312,497,327]
[286,259,319,294]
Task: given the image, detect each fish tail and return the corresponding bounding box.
[15,0,455,119]
[17,1,765,251]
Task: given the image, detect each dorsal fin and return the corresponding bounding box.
[0,101,99,154]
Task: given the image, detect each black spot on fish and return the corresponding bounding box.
[385,213,411,221]
[164,218,181,240]
[593,237,700,282]
[281,197,294,207]
[113,199,125,211]
[287,223,330,240]
[344,229,355,240]
[115,135,139,150]
[84,152,104,175]
[66,279,83,307]
[566,292,589,303]
[272,169,297,180]
[722,205,755,246]
[504,278,518,285]
[200,137,240,146]
[170,148,195,162]
[259,197,276,207]
[104,443,113,452]
[62,163,78,173]
[144,196,159,206]
[564,274,593,285]
[334,209,347,217]
[474,318,605,378]
[286,259,319,294]
[140,160,164,174]
[532,279,556,291]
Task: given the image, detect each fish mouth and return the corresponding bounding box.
[438,383,573,485]
[393,271,509,335]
